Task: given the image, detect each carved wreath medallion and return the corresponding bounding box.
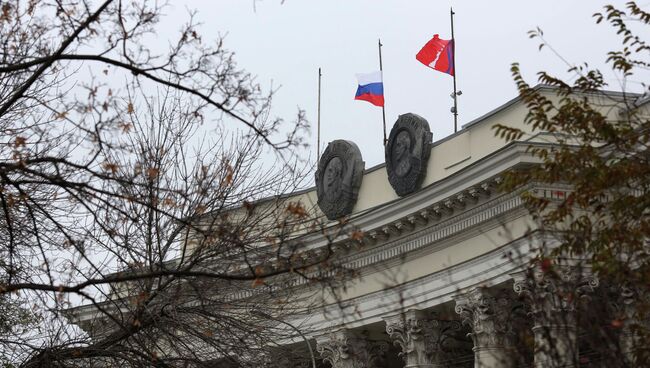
[385,113,433,197]
[316,140,365,220]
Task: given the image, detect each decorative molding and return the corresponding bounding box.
[406,214,426,227]
[223,185,529,302]
[340,186,523,273]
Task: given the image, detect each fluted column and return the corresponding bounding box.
[384,309,461,368]
[316,329,388,368]
[454,288,515,368]
[512,267,598,368]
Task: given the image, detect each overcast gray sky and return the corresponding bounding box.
[168,0,646,167]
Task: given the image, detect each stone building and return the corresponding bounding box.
[68,85,650,367]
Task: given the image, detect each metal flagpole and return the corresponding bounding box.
[317,67,322,160]
[450,7,459,133]
[378,38,387,146]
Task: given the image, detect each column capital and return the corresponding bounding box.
[454,287,515,350]
[383,309,461,367]
[511,266,598,318]
[316,329,388,368]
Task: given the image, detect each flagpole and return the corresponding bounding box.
[378,38,387,146]
[450,7,458,133]
[317,67,322,160]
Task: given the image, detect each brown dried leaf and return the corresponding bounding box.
[146,167,159,179]
[1,3,12,22]
[251,278,264,288]
[350,230,365,242]
[120,123,132,133]
[14,136,26,148]
[102,162,119,174]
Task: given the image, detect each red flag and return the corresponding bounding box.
[416,34,455,76]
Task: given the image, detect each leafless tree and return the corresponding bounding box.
[0,1,351,366]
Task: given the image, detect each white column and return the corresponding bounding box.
[454,287,515,368]
[316,329,388,368]
[512,267,598,368]
[384,309,461,368]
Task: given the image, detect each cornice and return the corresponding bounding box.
[296,231,561,334]
[223,183,532,302]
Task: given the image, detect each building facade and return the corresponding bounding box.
[69,86,649,367]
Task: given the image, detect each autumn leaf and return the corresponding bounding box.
[350,230,365,242]
[146,167,159,179]
[222,164,234,186]
[1,3,12,22]
[56,111,67,120]
[119,122,132,133]
[254,265,264,276]
[127,102,134,114]
[14,136,26,148]
[102,162,119,174]
[540,258,552,272]
[286,202,306,218]
[243,200,254,214]
[251,278,264,288]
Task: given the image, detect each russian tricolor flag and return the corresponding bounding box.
[354,71,384,107]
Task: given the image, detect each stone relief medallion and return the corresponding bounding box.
[316,140,365,220]
[385,113,433,196]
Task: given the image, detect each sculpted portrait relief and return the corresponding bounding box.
[323,156,344,202]
[316,140,365,220]
[385,113,433,196]
[392,130,413,177]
